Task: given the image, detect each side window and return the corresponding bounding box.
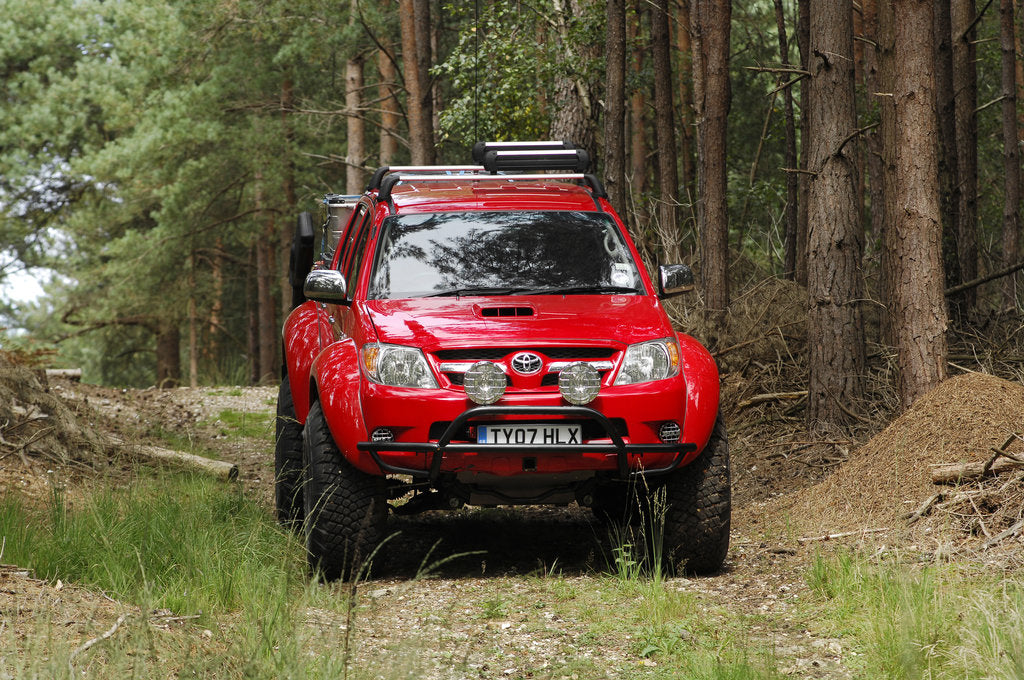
[336,203,369,271]
[343,210,375,299]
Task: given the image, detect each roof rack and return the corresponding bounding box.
[378,172,607,202]
[367,165,484,191]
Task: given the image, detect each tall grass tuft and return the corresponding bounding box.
[0,473,303,616]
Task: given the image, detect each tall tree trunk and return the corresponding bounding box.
[628,4,647,203]
[1001,0,1022,308]
[806,0,866,430]
[862,0,886,344]
[247,245,260,385]
[346,54,367,193]
[951,0,978,318]
[795,0,811,286]
[691,0,731,326]
[155,321,181,389]
[676,0,696,204]
[280,77,297,325]
[208,237,224,366]
[890,0,948,407]
[651,0,678,235]
[188,254,198,388]
[773,0,799,280]
[934,0,961,318]
[603,0,627,216]
[550,0,597,151]
[255,178,277,384]
[378,46,400,166]
[878,0,897,347]
[399,0,432,164]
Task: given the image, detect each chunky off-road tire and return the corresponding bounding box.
[662,414,731,575]
[302,400,387,581]
[275,377,305,531]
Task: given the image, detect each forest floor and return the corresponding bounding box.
[2,320,1024,677]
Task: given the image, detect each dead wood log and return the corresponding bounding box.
[982,517,1024,550]
[133,445,238,481]
[737,390,808,409]
[931,457,1024,484]
[45,368,82,381]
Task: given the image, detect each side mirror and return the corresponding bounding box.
[289,212,316,309]
[658,264,695,298]
[304,269,349,305]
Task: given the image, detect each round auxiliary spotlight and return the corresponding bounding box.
[463,361,507,405]
[558,362,601,405]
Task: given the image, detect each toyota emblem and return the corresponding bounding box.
[510,352,543,375]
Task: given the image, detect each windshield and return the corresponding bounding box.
[367,211,644,299]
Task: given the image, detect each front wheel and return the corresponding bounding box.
[274,377,304,531]
[662,414,731,575]
[302,400,387,581]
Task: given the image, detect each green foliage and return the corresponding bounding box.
[0,474,302,615]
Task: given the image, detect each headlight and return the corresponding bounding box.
[613,338,680,386]
[361,343,438,388]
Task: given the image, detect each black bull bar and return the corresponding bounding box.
[358,405,696,483]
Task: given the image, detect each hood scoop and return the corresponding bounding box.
[477,305,535,318]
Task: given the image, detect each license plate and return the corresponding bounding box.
[477,423,582,445]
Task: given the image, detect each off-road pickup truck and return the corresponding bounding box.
[278,141,728,580]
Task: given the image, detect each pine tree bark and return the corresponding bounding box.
[378,46,400,166]
[878,0,897,348]
[935,0,961,302]
[691,0,731,324]
[773,0,799,280]
[1000,0,1022,308]
[628,5,647,202]
[550,0,597,151]
[862,0,886,341]
[280,77,297,325]
[399,0,433,164]
[346,54,366,193]
[890,0,948,407]
[951,0,979,317]
[806,0,866,429]
[155,321,181,389]
[676,0,695,202]
[651,0,678,235]
[795,0,810,286]
[412,0,435,163]
[603,0,627,217]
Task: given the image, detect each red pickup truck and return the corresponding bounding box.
[277,142,728,580]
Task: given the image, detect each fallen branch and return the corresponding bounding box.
[931,432,1024,484]
[945,259,1024,297]
[68,613,132,675]
[133,445,238,481]
[982,517,1024,550]
[737,391,808,409]
[797,527,890,543]
[904,493,944,524]
[44,368,82,382]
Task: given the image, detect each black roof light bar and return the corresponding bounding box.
[482,148,590,174]
[471,140,575,164]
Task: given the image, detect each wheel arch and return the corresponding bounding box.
[676,331,721,458]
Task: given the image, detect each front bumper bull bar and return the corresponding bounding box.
[357,405,696,483]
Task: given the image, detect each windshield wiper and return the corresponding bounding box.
[522,285,641,295]
[421,286,535,298]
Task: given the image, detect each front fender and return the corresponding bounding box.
[312,339,377,475]
[283,301,331,424]
[677,332,721,458]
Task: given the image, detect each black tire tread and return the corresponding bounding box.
[663,414,731,575]
[303,400,386,581]
[274,377,305,529]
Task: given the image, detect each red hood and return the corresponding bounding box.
[363,296,673,351]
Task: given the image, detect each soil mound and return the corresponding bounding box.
[0,353,119,497]
[746,372,1024,545]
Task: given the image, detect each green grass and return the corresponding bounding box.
[805,551,1024,679]
[211,408,274,439]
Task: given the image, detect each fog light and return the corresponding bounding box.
[463,361,507,404]
[558,362,600,405]
[658,421,681,443]
[371,427,395,442]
